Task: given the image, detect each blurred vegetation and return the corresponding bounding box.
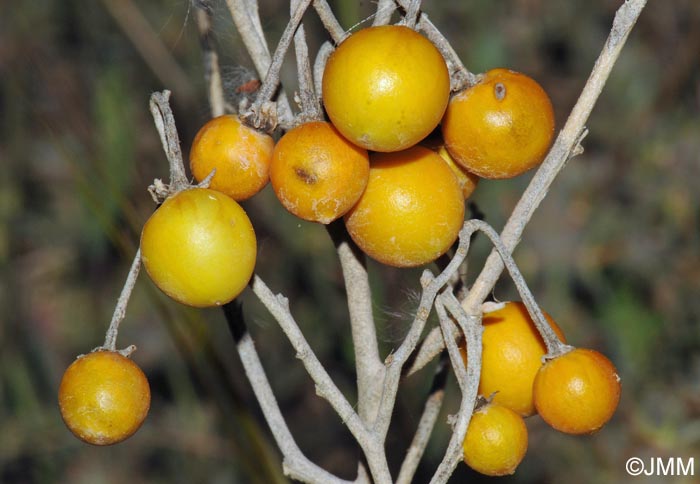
[1,0,699,483]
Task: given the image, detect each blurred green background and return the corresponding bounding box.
[1,1,699,483]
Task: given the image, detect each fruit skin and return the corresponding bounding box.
[140,188,257,307]
[442,68,555,179]
[189,114,274,201]
[322,25,450,152]
[344,145,464,268]
[461,301,566,416]
[58,351,151,446]
[533,348,621,435]
[435,145,479,200]
[463,403,528,476]
[270,121,369,223]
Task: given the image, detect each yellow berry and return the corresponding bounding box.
[323,25,450,152]
[140,188,256,307]
[442,68,554,179]
[463,403,528,476]
[270,121,369,223]
[533,348,621,434]
[190,114,274,201]
[58,351,150,446]
[344,146,464,267]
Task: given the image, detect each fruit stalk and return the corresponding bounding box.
[102,249,142,353]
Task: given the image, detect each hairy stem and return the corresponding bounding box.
[224,0,293,125]
[463,220,570,356]
[396,354,448,484]
[292,0,322,121]
[224,302,356,484]
[250,276,393,483]
[193,0,226,117]
[373,0,396,26]
[102,249,142,351]
[251,0,313,125]
[327,222,385,425]
[429,292,482,484]
[374,223,478,441]
[149,90,189,193]
[314,0,347,43]
[403,0,422,29]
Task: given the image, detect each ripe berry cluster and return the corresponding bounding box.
[57,22,621,478]
[460,302,620,476]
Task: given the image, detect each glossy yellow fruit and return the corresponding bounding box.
[270,121,369,223]
[322,25,450,152]
[463,403,528,476]
[190,114,274,201]
[461,301,566,416]
[344,146,464,267]
[533,348,621,434]
[58,351,150,446]
[141,188,256,307]
[442,68,555,179]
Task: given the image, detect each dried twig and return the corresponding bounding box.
[429,292,482,484]
[250,276,393,483]
[395,354,448,484]
[314,0,347,43]
[193,0,226,117]
[327,222,385,425]
[374,223,477,441]
[224,0,293,125]
[402,0,422,29]
[292,0,322,121]
[148,90,189,194]
[372,0,396,26]
[313,41,334,102]
[102,249,142,353]
[248,0,314,128]
[224,302,357,484]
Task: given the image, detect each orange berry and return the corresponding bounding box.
[344,146,464,267]
[463,403,528,476]
[322,25,450,152]
[442,68,555,179]
[141,188,257,307]
[461,301,566,416]
[533,348,621,434]
[270,121,369,223]
[190,114,274,200]
[58,351,150,445]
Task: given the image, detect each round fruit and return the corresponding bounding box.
[270,121,369,223]
[140,188,256,307]
[322,25,450,152]
[463,403,528,476]
[533,348,621,434]
[189,114,274,201]
[442,68,555,179]
[461,301,566,416]
[58,350,150,445]
[344,145,464,267]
